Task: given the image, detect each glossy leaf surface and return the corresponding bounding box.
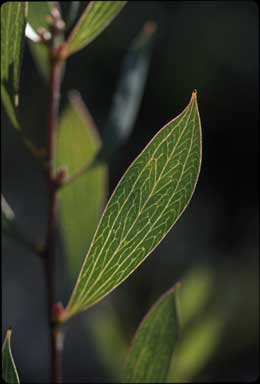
[124,284,180,383]
[1,2,27,128]
[62,1,127,57]
[2,329,19,384]
[63,91,202,319]
[55,92,107,283]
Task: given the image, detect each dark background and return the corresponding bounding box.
[2,1,259,382]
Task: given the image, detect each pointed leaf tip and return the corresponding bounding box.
[64,93,202,319]
[2,328,20,383]
[63,1,127,57]
[124,283,181,383]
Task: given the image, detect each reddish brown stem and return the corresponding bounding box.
[44,42,63,383]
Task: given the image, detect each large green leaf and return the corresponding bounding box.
[62,91,202,320]
[124,284,180,383]
[1,2,27,129]
[61,1,127,58]
[55,92,107,283]
[2,329,20,384]
[101,21,157,159]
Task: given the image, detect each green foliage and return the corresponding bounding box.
[169,313,223,383]
[2,329,20,384]
[27,2,57,79]
[62,1,127,57]
[167,266,224,382]
[1,2,27,128]
[2,195,34,251]
[179,266,213,327]
[55,92,107,283]
[27,1,55,30]
[62,91,202,320]
[88,304,127,381]
[124,284,180,383]
[102,21,157,159]
[1,2,205,382]
[59,1,80,29]
[2,195,15,233]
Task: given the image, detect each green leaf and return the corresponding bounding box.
[179,266,213,327]
[55,91,107,283]
[101,21,157,159]
[2,195,15,234]
[62,1,127,58]
[62,91,202,320]
[60,1,80,30]
[88,304,127,381]
[2,195,34,251]
[2,329,20,384]
[124,284,180,383]
[1,2,27,129]
[168,313,223,383]
[27,2,57,79]
[27,1,55,30]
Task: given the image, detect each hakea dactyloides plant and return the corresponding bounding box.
[1,2,202,383]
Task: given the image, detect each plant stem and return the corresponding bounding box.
[45,39,63,383]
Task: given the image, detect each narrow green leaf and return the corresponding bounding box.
[27,1,55,30]
[2,195,15,233]
[55,91,107,283]
[124,284,181,383]
[2,195,34,251]
[1,2,27,128]
[63,91,202,320]
[27,2,57,79]
[60,1,80,30]
[62,1,127,58]
[101,21,157,159]
[1,85,19,129]
[2,329,20,384]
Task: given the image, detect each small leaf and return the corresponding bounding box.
[62,1,127,58]
[101,21,157,159]
[2,328,20,384]
[1,2,27,128]
[2,195,34,252]
[2,195,15,233]
[62,91,202,320]
[55,92,107,283]
[27,1,54,30]
[27,2,57,79]
[60,1,80,30]
[124,284,180,383]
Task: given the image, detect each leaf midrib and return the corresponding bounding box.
[79,104,196,306]
[67,105,190,310]
[69,100,196,311]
